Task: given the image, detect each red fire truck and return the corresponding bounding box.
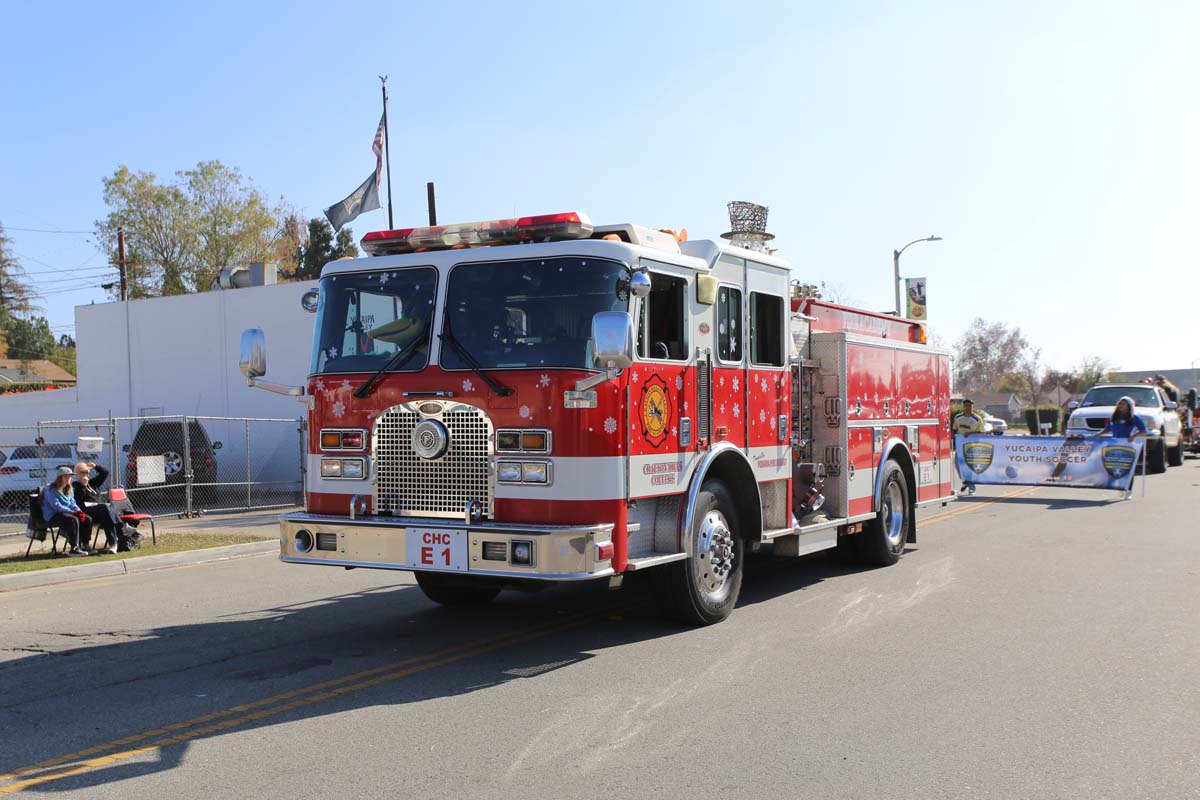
[239,211,955,624]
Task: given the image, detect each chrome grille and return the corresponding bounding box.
[1085,417,1106,429]
[373,402,493,519]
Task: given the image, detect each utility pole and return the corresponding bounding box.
[116,226,128,301]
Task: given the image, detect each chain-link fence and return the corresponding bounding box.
[0,415,304,533]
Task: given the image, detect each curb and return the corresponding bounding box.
[0,540,278,592]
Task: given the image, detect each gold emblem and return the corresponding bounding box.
[640,375,672,448]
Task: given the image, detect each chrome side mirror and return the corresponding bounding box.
[240,328,267,378]
[1066,400,1079,411]
[301,288,319,313]
[1164,400,1178,410]
[591,311,634,370]
[628,270,651,299]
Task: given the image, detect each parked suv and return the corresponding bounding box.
[1064,383,1183,473]
[124,421,221,507]
[0,443,79,512]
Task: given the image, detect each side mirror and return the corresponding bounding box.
[212,441,223,450]
[1188,388,1198,411]
[628,270,651,299]
[1067,400,1079,411]
[301,289,319,313]
[591,311,634,370]
[1164,400,1178,410]
[240,328,267,379]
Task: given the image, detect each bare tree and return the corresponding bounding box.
[953,318,1030,393]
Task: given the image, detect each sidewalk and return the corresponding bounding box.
[0,508,292,559]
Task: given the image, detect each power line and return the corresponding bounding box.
[2,226,92,234]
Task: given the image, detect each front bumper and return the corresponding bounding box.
[277,512,615,581]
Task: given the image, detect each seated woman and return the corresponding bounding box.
[41,467,94,557]
[71,461,119,553]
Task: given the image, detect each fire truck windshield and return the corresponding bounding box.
[442,256,628,370]
[311,267,437,374]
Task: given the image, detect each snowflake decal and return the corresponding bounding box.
[719,375,725,387]
[683,400,689,412]
[538,374,551,388]
[341,379,351,390]
[604,417,618,435]
[314,379,325,391]
[732,377,740,391]
[631,370,640,384]
[379,273,388,285]
[518,405,531,419]
[733,403,741,419]
[327,347,338,359]
[332,400,346,418]
[720,403,726,415]
[462,379,474,392]
[759,409,767,423]
[671,425,678,437]
[676,375,683,390]
[770,416,777,431]
[762,378,770,393]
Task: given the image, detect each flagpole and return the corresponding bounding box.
[379,75,395,229]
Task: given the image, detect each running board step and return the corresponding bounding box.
[624,552,688,571]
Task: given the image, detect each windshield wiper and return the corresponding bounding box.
[353,327,430,399]
[439,316,514,396]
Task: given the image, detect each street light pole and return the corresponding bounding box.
[893,235,942,316]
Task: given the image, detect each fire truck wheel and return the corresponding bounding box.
[856,460,910,567]
[415,573,500,607]
[1166,442,1183,467]
[657,481,744,626]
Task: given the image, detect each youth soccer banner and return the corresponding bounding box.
[956,435,1144,490]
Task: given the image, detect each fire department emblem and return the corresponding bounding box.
[639,375,672,448]
[962,441,994,475]
[1100,444,1137,479]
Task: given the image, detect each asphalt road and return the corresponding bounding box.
[2,464,1198,799]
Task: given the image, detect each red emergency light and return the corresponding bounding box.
[361,212,594,256]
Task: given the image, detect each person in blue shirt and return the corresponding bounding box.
[40,466,95,556]
[1097,396,1147,440]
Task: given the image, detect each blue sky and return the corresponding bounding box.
[2,0,1196,375]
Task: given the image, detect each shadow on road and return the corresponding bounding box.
[952,493,1124,510]
[0,548,864,793]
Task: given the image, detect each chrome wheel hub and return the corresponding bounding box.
[696,510,736,598]
[883,481,905,550]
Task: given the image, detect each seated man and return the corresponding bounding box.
[41,466,94,557]
[71,461,119,554]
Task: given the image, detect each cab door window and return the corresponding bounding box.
[749,292,784,366]
[637,273,688,361]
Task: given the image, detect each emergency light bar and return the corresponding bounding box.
[361,212,594,256]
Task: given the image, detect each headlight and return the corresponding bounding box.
[497,461,522,482]
[320,457,365,478]
[320,458,342,478]
[1066,416,1088,429]
[496,460,551,483]
[520,462,549,483]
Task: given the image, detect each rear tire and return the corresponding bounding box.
[654,481,744,626]
[855,460,910,566]
[415,573,500,607]
[1166,442,1183,467]
[1146,439,1167,474]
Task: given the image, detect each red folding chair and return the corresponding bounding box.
[107,487,156,545]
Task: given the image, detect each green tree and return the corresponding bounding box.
[1075,356,1121,393]
[4,314,55,361]
[292,218,359,281]
[95,161,288,297]
[0,223,38,359]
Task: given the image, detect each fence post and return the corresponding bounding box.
[108,415,119,489]
[245,419,252,511]
[182,415,193,517]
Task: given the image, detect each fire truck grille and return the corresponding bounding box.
[373,404,492,519]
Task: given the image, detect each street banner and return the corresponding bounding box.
[906,277,927,320]
[955,435,1144,490]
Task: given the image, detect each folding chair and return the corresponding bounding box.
[25,493,64,559]
[107,487,156,544]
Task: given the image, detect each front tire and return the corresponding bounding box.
[415,573,500,607]
[855,460,910,566]
[1146,439,1167,474]
[655,481,744,625]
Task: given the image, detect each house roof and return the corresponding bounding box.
[0,359,77,384]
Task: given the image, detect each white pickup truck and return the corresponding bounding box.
[1064,383,1183,473]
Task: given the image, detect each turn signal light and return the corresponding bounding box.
[595,541,614,561]
[520,431,548,452]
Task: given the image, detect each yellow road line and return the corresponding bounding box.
[920,485,1041,527]
[0,617,584,790]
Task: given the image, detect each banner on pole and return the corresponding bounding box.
[956,435,1143,490]
[906,277,927,320]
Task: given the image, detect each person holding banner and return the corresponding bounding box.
[954,399,987,494]
[1094,395,1147,497]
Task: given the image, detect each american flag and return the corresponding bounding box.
[372,114,385,179]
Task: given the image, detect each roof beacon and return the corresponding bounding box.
[361,212,594,256]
